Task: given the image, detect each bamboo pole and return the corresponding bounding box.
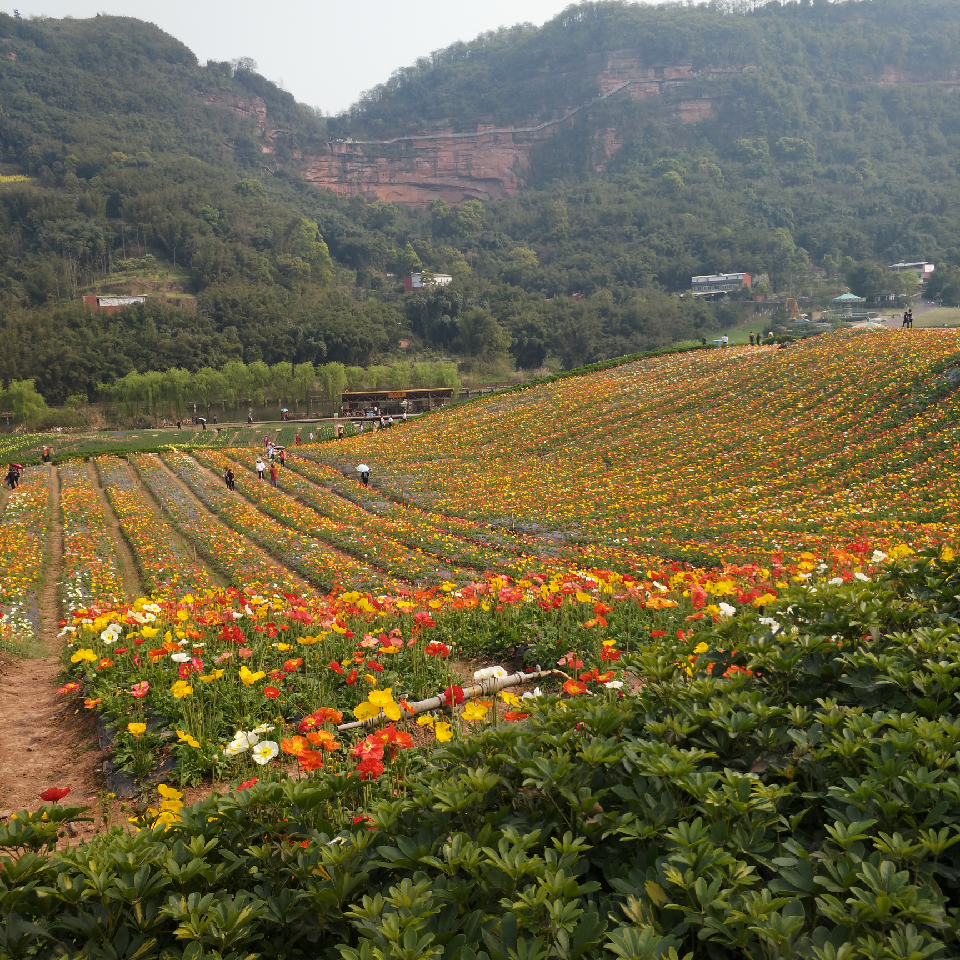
[336,667,568,732]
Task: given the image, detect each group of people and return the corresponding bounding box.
[3,463,23,490]
[748,333,773,346]
[901,310,915,328]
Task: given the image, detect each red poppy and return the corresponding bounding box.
[650,630,667,638]
[57,683,80,695]
[503,711,530,722]
[264,686,281,699]
[39,787,70,802]
[328,661,345,675]
[425,641,451,657]
[238,777,258,790]
[444,685,465,706]
[283,658,303,673]
[356,756,384,780]
[563,679,588,696]
[599,647,621,662]
[299,751,325,772]
[345,670,358,685]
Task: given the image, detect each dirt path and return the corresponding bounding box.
[0,465,107,819]
[85,459,144,602]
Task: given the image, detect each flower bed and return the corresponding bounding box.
[0,468,48,651]
[96,456,216,599]
[130,453,310,598]
[58,462,125,614]
[161,450,396,594]
[56,541,860,787]
[197,449,460,584]
[293,452,565,564]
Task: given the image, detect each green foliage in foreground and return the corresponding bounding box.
[5,549,960,958]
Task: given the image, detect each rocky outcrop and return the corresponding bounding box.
[291,55,741,206]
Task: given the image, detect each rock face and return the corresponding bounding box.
[293,55,746,207]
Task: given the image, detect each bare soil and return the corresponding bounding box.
[0,466,107,821]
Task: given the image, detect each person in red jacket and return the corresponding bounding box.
[269,463,279,487]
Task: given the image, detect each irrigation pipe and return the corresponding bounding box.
[336,667,569,732]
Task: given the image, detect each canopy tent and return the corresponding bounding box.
[832,293,866,303]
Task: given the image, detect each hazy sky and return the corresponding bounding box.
[0,1,626,114]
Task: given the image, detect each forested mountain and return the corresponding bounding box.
[3,1,960,403]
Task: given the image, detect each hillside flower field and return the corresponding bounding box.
[2,330,960,957]
[322,330,960,567]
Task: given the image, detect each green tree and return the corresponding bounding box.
[318,362,348,403]
[456,308,512,362]
[4,379,48,430]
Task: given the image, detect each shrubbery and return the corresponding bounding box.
[4,549,960,957]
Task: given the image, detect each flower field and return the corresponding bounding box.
[160,450,394,593]
[193,449,449,585]
[58,462,125,614]
[130,453,311,598]
[0,468,48,651]
[322,329,960,565]
[5,332,960,956]
[290,453,564,568]
[96,456,216,599]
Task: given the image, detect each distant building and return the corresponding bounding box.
[888,261,935,280]
[83,295,147,315]
[691,272,751,296]
[404,272,453,293]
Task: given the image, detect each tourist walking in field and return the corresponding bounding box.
[224,468,235,491]
[256,457,266,481]
[4,464,20,489]
[295,432,301,445]
[336,423,344,439]
[269,463,279,487]
[279,448,286,468]
[309,431,314,442]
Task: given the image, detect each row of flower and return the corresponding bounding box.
[291,453,558,569]
[160,451,397,595]
[56,537,877,785]
[319,330,960,568]
[95,456,215,600]
[129,453,311,598]
[0,468,48,651]
[194,449,455,586]
[58,462,126,615]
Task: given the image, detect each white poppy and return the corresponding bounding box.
[170,653,192,663]
[251,741,279,765]
[718,602,737,618]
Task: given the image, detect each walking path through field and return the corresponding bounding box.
[0,466,105,821]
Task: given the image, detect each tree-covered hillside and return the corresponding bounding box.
[5,2,960,403]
